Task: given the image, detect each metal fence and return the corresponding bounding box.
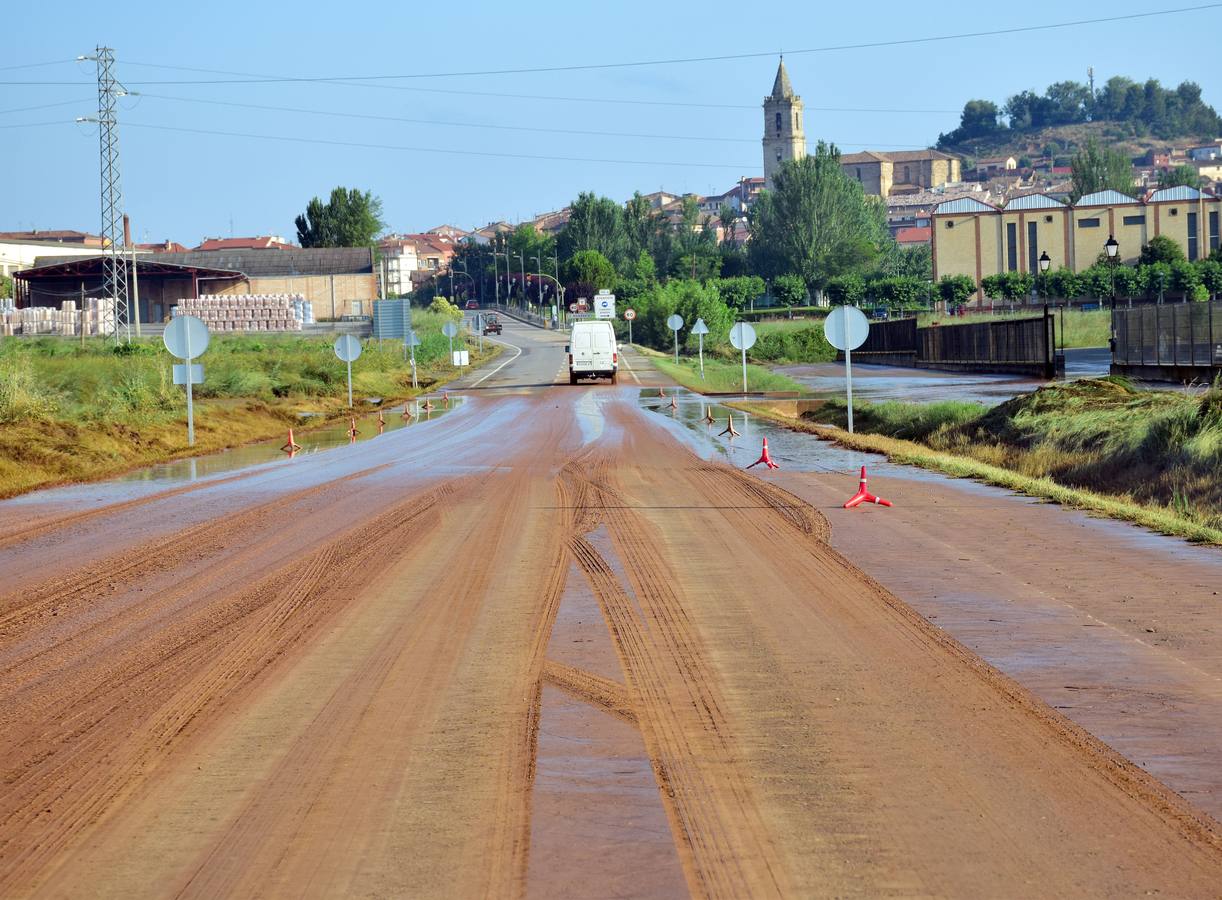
[921,314,1055,370]
[856,317,918,355]
[1112,301,1222,369]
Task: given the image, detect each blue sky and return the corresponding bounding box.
[5,1,1221,244]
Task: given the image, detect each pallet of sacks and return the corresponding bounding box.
[173,293,308,332]
[0,298,114,336]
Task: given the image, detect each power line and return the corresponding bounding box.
[0,98,93,115]
[0,58,74,72]
[6,5,1217,86]
[122,121,754,169]
[132,92,934,147]
[0,120,77,130]
[122,62,958,113]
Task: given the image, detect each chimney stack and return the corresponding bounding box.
[122,213,131,248]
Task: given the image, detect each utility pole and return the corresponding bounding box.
[76,46,130,343]
[492,245,500,308]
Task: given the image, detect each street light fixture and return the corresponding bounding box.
[1105,235,1119,353]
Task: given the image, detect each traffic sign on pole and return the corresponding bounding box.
[692,318,709,380]
[823,306,870,433]
[333,334,362,408]
[406,330,421,389]
[442,319,458,362]
[666,313,684,364]
[729,322,756,394]
[623,308,636,345]
[163,315,210,446]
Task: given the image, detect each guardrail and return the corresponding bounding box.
[1112,300,1221,382]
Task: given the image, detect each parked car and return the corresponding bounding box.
[464,299,479,310]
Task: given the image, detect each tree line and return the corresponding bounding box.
[938,76,1221,148]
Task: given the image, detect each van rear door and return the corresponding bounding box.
[572,327,595,370]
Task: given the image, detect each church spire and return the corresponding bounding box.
[770,57,794,100]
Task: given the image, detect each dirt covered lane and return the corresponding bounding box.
[0,387,1219,898]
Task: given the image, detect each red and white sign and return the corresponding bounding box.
[568,302,578,312]
[623,308,636,321]
[576,299,590,312]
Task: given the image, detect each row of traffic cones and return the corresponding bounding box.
[279,392,457,455]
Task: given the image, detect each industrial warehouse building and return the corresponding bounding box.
[13,247,377,323]
[932,186,1221,301]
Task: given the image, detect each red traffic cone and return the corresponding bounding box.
[422,398,435,412]
[843,466,893,509]
[280,427,302,454]
[746,437,779,469]
[443,391,451,408]
[378,409,385,425]
[668,394,679,410]
[718,414,740,437]
[402,402,414,419]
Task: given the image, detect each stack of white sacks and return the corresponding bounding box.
[0,297,116,336]
[172,293,313,332]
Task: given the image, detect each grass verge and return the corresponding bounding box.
[651,356,806,394]
[734,379,1222,545]
[0,315,498,498]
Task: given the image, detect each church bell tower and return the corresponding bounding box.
[763,58,805,187]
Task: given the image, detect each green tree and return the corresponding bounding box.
[826,274,866,307]
[1045,267,1082,301]
[937,99,1004,147]
[428,297,463,321]
[0,274,11,299]
[748,143,887,292]
[558,193,627,267]
[980,273,1007,301]
[1139,235,1185,265]
[713,275,766,311]
[1169,260,1202,300]
[295,187,385,247]
[878,241,933,280]
[622,192,656,265]
[1197,259,1222,299]
[771,274,807,307]
[1069,139,1134,202]
[563,250,617,290]
[1157,165,1202,189]
[937,274,976,305]
[717,203,738,244]
[671,197,721,280]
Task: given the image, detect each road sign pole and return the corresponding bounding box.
[699,333,704,379]
[185,327,195,446]
[741,345,748,394]
[410,343,417,389]
[843,312,854,433]
[628,319,633,346]
[347,359,353,408]
[673,330,678,364]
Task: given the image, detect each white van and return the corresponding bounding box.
[567,320,618,385]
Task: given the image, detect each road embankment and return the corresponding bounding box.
[735,377,1222,544]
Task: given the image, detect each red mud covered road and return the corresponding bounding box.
[1,327,1220,897]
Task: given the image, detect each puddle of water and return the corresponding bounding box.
[3,399,466,508]
[526,685,689,900]
[548,560,624,684]
[574,390,606,446]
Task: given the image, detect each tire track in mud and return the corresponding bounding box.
[0,462,393,638]
[542,660,637,724]
[0,480,452,896]
[559,456,791,900]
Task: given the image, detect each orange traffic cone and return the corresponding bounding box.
[443,391,451,408]
[718,414,740,437]
[281,428,302,454]
[422,398,435,412]
[668,393,679,411]
[347,416,359,439]
[658,387,667,398]
[843,466,893,508]
[746,437,779,469]
[402,402,414,419]
[701,405,716,425]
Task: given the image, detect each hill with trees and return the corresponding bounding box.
[936,76,1220,160]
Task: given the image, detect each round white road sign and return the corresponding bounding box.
[163,315,210,359]
[824,306,870,351]
[729,322,756,351]
[623,308,636,321]
[333,334,363,363]
[666,314,684,332]
[441,321,459,338]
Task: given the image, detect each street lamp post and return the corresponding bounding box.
[491,247,500,308]
[1105,234,1119,353]
[1037,251,1058,354]
[532,255,544,311]
[517,253,526,311]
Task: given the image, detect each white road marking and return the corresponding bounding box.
[619,350,642,384]
[469,333,524,387]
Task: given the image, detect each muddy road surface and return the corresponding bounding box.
[2,325,1221,898]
